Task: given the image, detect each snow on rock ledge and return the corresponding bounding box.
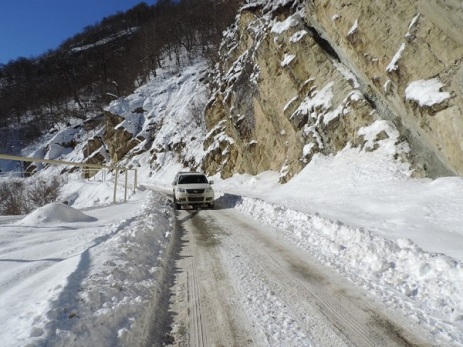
[405,78,451,107]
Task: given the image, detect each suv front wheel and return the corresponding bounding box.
[173,194,181,210]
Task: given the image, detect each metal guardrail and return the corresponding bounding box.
[0,154,137,203]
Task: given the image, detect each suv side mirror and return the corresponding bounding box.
[209,180,214,185]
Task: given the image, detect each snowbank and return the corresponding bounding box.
[17,203,96,224]
[0,189,175,346]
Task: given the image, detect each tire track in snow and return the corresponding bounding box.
[212,208,430,346]
[166,210,256,346]
[166,204,429,346]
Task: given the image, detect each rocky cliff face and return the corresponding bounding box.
[203,0,463,180]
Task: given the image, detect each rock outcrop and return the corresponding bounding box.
[104,111,142,163]
[203,0,463,180]
[77,111,143,177]
[304,0,463,177]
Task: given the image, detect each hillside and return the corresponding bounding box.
[0,0,239,151]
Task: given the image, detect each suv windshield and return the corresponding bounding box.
[178,175,208,184]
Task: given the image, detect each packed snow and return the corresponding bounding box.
[1,48,463,347]
[405,13,421,38]
[281,53,296,67]
[405,78,451,106]
[347,18,359,36]
[271,12,303,35]
[386,42,406,72]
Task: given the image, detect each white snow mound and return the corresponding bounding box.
[17,203,97,224]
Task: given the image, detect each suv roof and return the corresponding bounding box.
[176,171,206,177]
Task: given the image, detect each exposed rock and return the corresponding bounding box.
[82,151,107,178]
[132,107,145,114]
[204,1,390,181]
[203,0,463,179]
[83,137,104,159]
[304,0,463,176]
[103,111,139,162]
[82,113,104,131]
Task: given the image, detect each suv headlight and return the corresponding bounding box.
[177,187,186,193]
[206,186,213,192]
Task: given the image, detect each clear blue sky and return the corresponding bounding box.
[0,0,156,64]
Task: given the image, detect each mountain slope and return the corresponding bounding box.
[6,0,463,184]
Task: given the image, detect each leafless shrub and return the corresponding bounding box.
[0,180,27,215]
[0,176,63,215]
[189,97,207,134]
[27,176,63,208]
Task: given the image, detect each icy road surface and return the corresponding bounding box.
[159,205,430,346]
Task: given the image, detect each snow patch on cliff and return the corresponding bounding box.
[405,78,451,106]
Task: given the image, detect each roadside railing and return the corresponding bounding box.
[0,154,137,203]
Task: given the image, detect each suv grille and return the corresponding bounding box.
[187,189,205,194]
[189,197,204,202]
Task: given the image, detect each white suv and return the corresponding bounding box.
[172,172,215,210]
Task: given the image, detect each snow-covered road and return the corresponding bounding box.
[1,175,462,346]
[164,204,432,346]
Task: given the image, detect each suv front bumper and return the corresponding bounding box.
[175,191,214,205]
[176,196,214,205]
